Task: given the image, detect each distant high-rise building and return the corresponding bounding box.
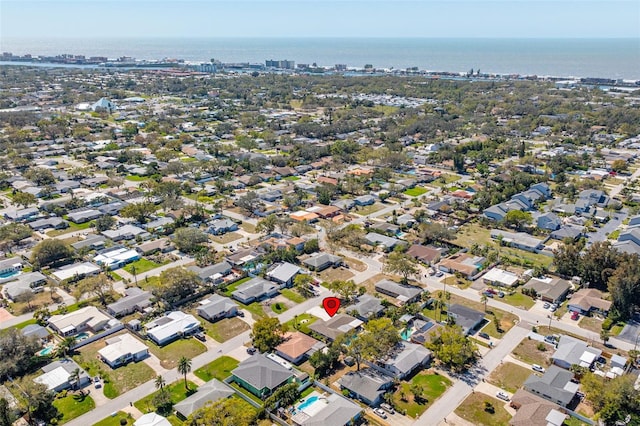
[265,59,295,70]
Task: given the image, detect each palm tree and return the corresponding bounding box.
[177,357,192,389]
[56,336,76,358]
[154,375,166,393]
[481,294,488,312]
[68,368,81,390]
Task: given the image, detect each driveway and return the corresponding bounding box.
[618,316,640,346]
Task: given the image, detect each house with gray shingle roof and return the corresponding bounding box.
[338,369,393,406]
[231,354,294,398]
[369,341,431,380]
[523,366,578,407]
[231,277,279,304]
[349,294,384,322]
[196,294,238,322]
[173,379,234,419]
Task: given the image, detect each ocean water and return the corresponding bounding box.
[1,37,639,80]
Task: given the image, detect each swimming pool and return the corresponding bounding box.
[75,332,90,341]
[297,396,319,411]
[38,345,54,356]
[401,328,413,341]
[0,270,20,279]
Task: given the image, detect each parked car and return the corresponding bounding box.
[482,291,494,298]
[246,347,257,355]
[496,391,510,401]
[380,403,395,414]
[237,311,245,317]
[194,332,206,342]
[543,302,550,309]
[435,271,444,277]
[532,364,545,373]
[497,291,505,298]
[373,408,387,419]
[478,332,490,339]
[571,311,580,321]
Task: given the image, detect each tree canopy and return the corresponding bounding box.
[30,238,74,268]
[0,328,42,381]
[427,324,477,372]
[251,317,287,353]
[187,398,257,426]
[384,251,419,283]
[173,227,209,253]
[152,267,201,304]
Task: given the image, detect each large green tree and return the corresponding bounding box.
[173,227,209,253]
[384,251,419,283]
[30,238,74,268]
[187,398,257,426]
[152,267,201,304]
[581,372,640,425]
[251,317,287,353]
[427,324,477,372]
[0,328,41,380]
[119,201,157,223]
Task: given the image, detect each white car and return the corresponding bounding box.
[496,391,510,401]
[373,408,387,419]
[532,364,545,373]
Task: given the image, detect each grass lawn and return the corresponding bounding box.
[512,337,552,366]
[122,258,163,275]
[138,275,160,290]
[271,301,288,314]
[73,333,156,399]
[454,392,512,426]
[284,176,301,181]
[429,173,461,187]
[210,232,243,244]
[240,222,257,233]
[125,175,149,182]
[147,339,207,370]
[194,356,239,382]
[53,392,95,424]
[93,412,133,426]
[240,302,267,320]
[285,313,319,334]
[608,229,621,240]
[280,288,306,303]
[393,372,451,418]
[579,316,604,333]
[108,271,122,281]
[354,203,385,216]
[223,277,251,296]
[230,382,263,406]
[404,187,428,197]
[47,221,92,237]
[134,380,198,414]
[611,323,624,336]
[501,291,535,310]
[318,266,354,282]
[341,256,367,272]
[487,362,533,393]
[204,317,250,342]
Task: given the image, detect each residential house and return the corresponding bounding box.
[135,238,173,255]
[550,226,584,241]
[188,261,233,284]
[71,234,107,251]
[627,215,640,228]
[98,333,149,368]
[51,262,101,282]
[28,217,68,231]
[439,253,487,279]
[173,379,235,419]
[447,304,485,335]
[491,229,544,253]
[35,359,90,392]
[308,314,363,342]
[207,218,238,235]
[303,252,343,271]
[275,331,325,365]
[523,366,578,407]
[3,272,47,301]
[522,276,571,304]
[338,369,393,406]
[332,199,356,211]
[67,208,102,224]
[0,257,24,276]
[22,324,50,341]
[231,354,295,398]
[48,306,114,336]
[509,389,568,426]
[369,341,431,380]
[482,268,520,288]
[106,287,153,317]
[575,189,610,214]
[4,207,39,222]
[226,249,261,267]
[102,224,150,242]
[98,201,128,216]
[551,335,602,370]
[145,311,201,346]
[290,211,319,223]
[266,262,299,287]
[374,279,422,305]
[407,244,445,265]
[290,392,362,426]
[354,195,375,206]
[196,294,239,322]
[349,294,385,322]
[144,216,174,232]
[364,232,406,251]
[134,413,172,426]
[567,288,611,316]
[93,246,141,269]
[231,277,279,304]
[537,213,562,231]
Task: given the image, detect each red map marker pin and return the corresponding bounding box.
[323,297,341,317]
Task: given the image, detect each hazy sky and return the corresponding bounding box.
[2,0,639,39]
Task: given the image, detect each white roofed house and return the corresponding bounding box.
[35,359,90,392]
[145,311,201,346]
[482,267,520,288]
[48,306,115,337]
[266,262,300,287]
[98,333,149,368]
[368,341,431,380]
[231,277,279,304]
[52,261,101,282]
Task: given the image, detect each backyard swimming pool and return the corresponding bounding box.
[75,332,90,341]
[297,396,319,411]
[38,345,54,356]
[0,270,20,279]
